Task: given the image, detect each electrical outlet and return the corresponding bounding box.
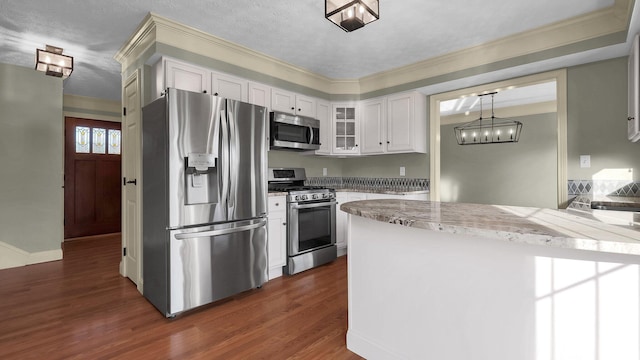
[400,166,406,176]
[580,155,591,168]
[322,168,327,176]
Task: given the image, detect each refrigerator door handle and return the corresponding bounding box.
[227,105,238,209]
[174,218,267,240]
[220,108,230,211]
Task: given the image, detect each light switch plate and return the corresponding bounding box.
[400,166,406,176]
[580,155,591,168]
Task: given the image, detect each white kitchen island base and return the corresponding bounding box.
[346,215,640,360]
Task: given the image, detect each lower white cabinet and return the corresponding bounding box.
[267,196,287,279]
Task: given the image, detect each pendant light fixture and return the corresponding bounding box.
[35,45,73,79]
[453,92,522,145]
[326,0,379,32]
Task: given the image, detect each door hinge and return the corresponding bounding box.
[123,107,127,116]
[123,247,127,257]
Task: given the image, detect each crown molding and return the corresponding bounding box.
[114,0,632,97]
[359,0,633,94]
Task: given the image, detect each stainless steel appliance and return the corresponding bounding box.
[142,88,268,317]
[269,111,320,151]
[268,168,337,275]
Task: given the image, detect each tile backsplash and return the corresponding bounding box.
[568,180,640,196]
[306,177,429,192]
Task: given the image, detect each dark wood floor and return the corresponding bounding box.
[0,235,362,359]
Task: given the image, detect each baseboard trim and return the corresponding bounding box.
[0,241,62,270]
[347,329,404,359]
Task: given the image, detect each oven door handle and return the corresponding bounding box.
[291,200,337,210]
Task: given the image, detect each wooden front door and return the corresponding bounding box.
[64,117,122,239]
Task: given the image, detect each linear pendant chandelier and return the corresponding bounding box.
[453,92,523,145]
[325,0,379,32]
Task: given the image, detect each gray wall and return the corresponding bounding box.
[567,57,640,181]
[0,63,63,252]
[440,113,558,208]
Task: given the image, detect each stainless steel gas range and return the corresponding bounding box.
[268,168,337,275]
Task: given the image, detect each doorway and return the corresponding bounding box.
[64,117,122,239]
[428,70,568,208]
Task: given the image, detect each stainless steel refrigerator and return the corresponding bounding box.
[142,88,268,317]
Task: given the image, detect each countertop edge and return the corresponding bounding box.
[341,199,640,256]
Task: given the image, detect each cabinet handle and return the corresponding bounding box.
[379,142,382,145]
[214,92,219,96]
[355,144,358,147]
[629,117,635,121]
[298,108,301,112]
[275,203,279,206]
[203,90,207,94]
[387,141,390,144]
[282,222,286,226]
[291,107,295,110]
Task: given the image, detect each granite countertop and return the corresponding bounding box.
[569,194,640,210]
[334,188,430,195]
[340,199,640,256]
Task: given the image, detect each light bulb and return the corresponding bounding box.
[347,8,353,17]
[359,5,365,14]
[461,132,466,138]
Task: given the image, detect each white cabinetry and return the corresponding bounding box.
[316,100,332,155]
[152,58,249,103]
[211,72,247,102]
[386,91,428,153]
[332,103,360,155]
[336,193,349,256]
[360,97,386,154]
[156,59,210,98]
[628,34,640,142]
[267,196,287,279]
[248,82,272,110]
[271,88,316,118]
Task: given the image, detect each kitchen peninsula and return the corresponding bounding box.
[342,199,640,360]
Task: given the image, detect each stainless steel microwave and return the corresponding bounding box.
[269,111,320,151]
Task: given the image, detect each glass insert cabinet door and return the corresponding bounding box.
[333,104,358,153]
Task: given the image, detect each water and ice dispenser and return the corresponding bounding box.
[185,153,218,205]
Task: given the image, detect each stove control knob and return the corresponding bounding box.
[301,195,308,200]
[295,195,300,201]
[312,194,318,200]
[322,193,328,199]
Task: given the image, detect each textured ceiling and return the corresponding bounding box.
[0,0,628,101]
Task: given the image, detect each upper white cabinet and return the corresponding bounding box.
[358,91,428,155]
[152,57,249,102]
[211,72,247,102]
[332,103,360,155]
[316,100,332,155]
[360,97,386,154]
[248,82,272,111]
[386,91,428,153]
[628,34,640,142]
[271,88,316,118]
[155,58,210,98]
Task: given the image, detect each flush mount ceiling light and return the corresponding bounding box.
[326,0,379,32]
[35,45,73,79]
[453,92,523,145]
